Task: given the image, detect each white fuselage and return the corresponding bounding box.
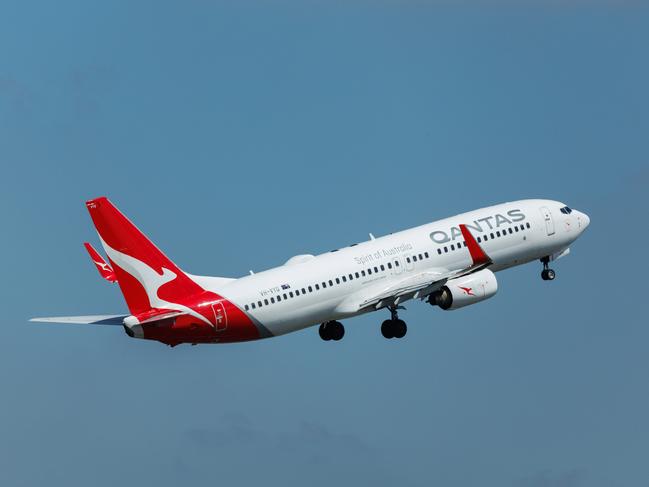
[212,199,589,336]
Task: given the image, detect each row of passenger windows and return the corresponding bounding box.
[435,222,531,255]
[244,223,531,311]
[243,254,429,311]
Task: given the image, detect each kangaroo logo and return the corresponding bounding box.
[459,286,475,296]
[100,237,215,326]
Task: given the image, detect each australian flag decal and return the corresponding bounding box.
[281,284,291,290]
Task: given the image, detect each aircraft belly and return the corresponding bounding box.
[261,296,343,336]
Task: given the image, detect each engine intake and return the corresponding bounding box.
[430,269,498,310]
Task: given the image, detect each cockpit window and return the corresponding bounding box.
[560,206,573,214]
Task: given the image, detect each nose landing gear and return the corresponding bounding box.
[380,305,407,339]
[540,257,556,281]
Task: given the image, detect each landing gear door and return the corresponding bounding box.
[211,301,228,331]
[540,207,555,236]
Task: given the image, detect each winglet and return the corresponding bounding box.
[83,242,117,283]
[459,224,492,267]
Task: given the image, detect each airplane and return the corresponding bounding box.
[30,197,590,346]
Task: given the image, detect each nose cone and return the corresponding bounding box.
[577,211,590,231]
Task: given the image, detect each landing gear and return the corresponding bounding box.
[381,306,407,339]
[540,257,556,281]
[381,319,407,339]
[319,321,344,341]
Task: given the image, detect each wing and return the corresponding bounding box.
[84,242,118,283]
[338,224,493,312]
[29,315,127,325]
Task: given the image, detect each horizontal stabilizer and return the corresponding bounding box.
[29,315,127,325]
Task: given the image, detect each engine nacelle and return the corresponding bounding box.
[430,269,498,310]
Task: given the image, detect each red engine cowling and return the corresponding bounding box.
[430,269,498,310]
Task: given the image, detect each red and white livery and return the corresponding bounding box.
[31,197,590,346]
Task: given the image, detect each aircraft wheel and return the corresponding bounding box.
[541,269,556,281]
[319,323,332,341]
[393,319,407,339]
[381,320,394,339]
[331,321,345,341]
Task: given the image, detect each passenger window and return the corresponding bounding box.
[289,292,294,298]
[450,244,455,251]
[322,282,327,289]
[444,247,448,253]
[526,222,531,229]
[342,276,347,282]
[484,235,489,241]
[245,304,249,311]
[490,233,495,239]
[508,228,513,234]
[251,303,256,309]
[374,267,379,273]
[302,288,306,294]
[329,280,333,286]
[361,270,366,276]
[520,225,525,231]
[258,301,262,307]
[387,263,392,269]
[283,293,288,299]
[477,237,482,243]
[336,278,340,284]
[413,255,418,262]
[496,231,501,237]
[406,257,411,263]
[270,297,275,303]
[315,284,320,290]
[424,252,429,258]
[395,261,400,267]
[308,286,313,292]
[437,249,442,255]
[278,295,283,302]
[418,253,423,260]
[347,274,352,280]
[380,265,385,271]
[264,299,269,305]
[367,268,372,275]
[514,227,519,232]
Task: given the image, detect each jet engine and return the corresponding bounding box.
[429,269,498,310]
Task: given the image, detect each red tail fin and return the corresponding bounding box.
[85,197,204,315]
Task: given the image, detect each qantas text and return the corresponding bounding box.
[429,209,526,244]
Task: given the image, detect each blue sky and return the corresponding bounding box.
[1,1,648,486]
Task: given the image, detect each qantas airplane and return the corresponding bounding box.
[31,197,590,346]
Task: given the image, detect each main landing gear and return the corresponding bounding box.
[319,321,345,341]
[381,305,407,339]
[540,256,556,281]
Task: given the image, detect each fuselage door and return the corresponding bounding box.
[540,206,555,236]
[211,301,228,331]
[404,253,414,272]
[393,256,403,275]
